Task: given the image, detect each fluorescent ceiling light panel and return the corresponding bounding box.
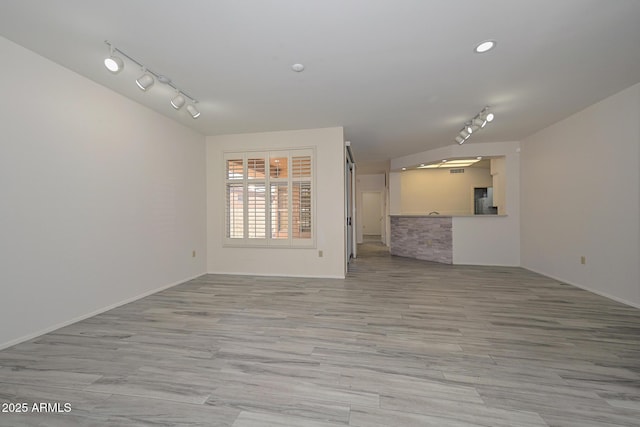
[440,162,474,167]
[417,158,480,169]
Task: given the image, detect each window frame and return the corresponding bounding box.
[223,148,316,248]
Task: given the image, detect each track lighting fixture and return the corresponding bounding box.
[455,107,494,144]
[104,46,124,74]
[103,41,202,118]
[171,94,185,110]
[186,104,201,119]
[135,71,154,91]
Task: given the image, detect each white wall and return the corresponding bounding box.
[521,83,640,308]
[452,216,519,266]
[0,37,207,349]
[390,141,521,266]
[355,174,386,243]
[400,167,493,216]
[389,172,402,215]
[490,157,506,214]
[207,128,346,278]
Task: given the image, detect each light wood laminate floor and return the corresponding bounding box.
[1,243,640,426]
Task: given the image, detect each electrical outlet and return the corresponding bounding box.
[580,256,586,265]
[192,250,196,258]
[318,250,323,258]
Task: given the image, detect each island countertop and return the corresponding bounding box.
[390,214,508,218]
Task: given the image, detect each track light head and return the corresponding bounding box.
[135,73,154,91]
[171,94,185,110]
[485,112,495,122]
[186,104,201,119]
[455,135,465,144]
[104,56,124,73]
[104,44,124,74]
[473,118,485,128]
[460,129,470,139]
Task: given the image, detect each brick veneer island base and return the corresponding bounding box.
[390,215,453,264]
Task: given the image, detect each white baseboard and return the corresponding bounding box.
[0,273,206,351]
[523,267,640,310]
[207,271,346,279]
[453,261,521,267]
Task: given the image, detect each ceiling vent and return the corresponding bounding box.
[450,168,465,174]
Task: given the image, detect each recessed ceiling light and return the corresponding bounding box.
[475,40,496,54]
[402,167,407,171]
[291,63,305,72]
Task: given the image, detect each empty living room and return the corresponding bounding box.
[1,1,639,426]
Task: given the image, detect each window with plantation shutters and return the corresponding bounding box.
[224,149,314,247]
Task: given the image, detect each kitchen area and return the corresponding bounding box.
[387,141,521,266]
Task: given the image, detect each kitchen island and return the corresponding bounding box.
[390,215,454,263]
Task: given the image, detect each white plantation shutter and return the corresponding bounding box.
[225,182,244,238]
[247,157,266,179]
[270,183,288,239]
[247,183,266,238]
[224,149,314,247]
[292,181,312,239]
[292,156,311,178]
[226,159,244,180]
[291,154,312,242]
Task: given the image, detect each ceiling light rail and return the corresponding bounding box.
[455,106,494,144]
[103,41,200,119]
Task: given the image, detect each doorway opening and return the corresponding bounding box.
[361,191,383,243]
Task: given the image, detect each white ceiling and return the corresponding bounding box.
[1,0,639,172]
